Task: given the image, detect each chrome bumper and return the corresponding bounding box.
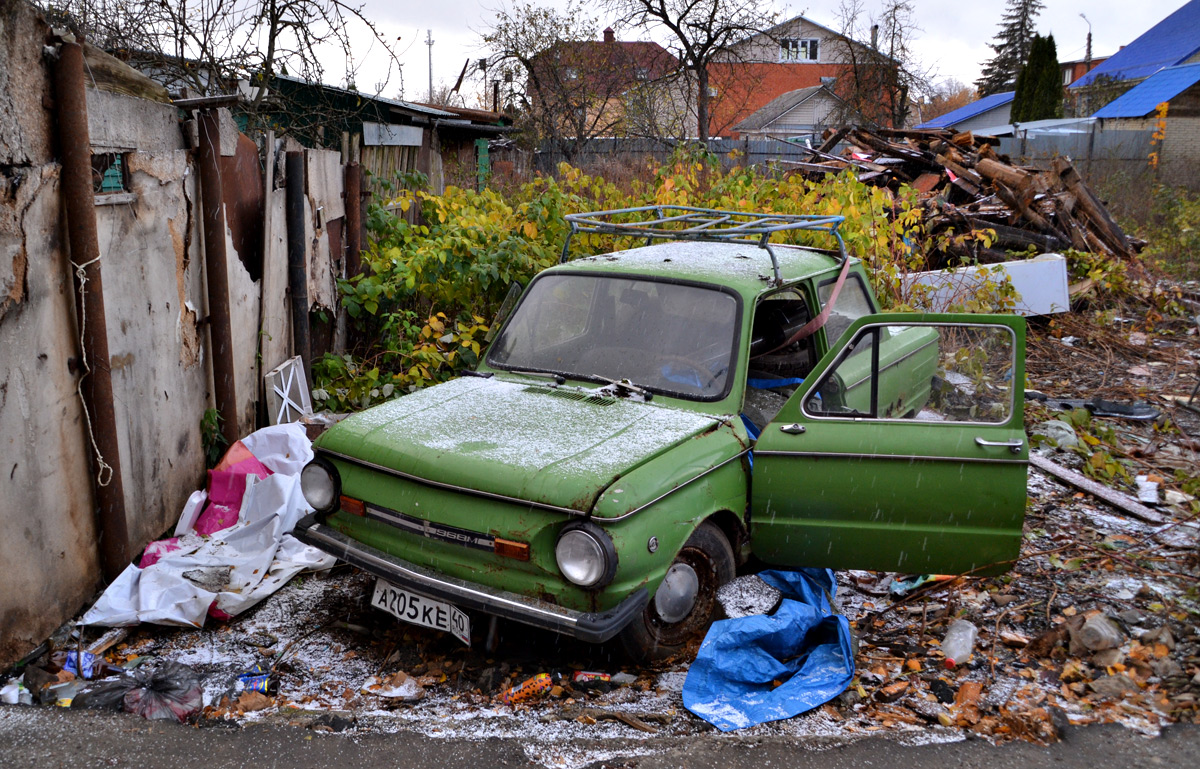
[292,514,647,644]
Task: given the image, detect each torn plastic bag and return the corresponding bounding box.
[682,569,854,732]
[74,662,203,722]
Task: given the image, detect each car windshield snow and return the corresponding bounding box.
[486,273,740,400]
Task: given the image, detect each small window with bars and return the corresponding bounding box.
[91,153,129,195]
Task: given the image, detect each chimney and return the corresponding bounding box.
[871,24,879,49]
[604,27,615,43]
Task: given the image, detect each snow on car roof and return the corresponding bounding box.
[560,241,845,293]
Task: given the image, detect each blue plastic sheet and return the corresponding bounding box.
[682,569,854,731]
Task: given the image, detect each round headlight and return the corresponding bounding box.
[555,525,616,588]
[300,459,339,513]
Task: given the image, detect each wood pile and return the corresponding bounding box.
[787,127,1142,264]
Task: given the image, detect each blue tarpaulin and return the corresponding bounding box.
[682,569,854,731]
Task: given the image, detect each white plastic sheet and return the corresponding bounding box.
[81,423,333,627]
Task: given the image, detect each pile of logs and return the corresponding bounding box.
[786,127,1140,264]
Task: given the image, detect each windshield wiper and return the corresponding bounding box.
[507,369,566,385]
[591,375,654,401]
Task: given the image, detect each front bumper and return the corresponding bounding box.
[293,513,647,644]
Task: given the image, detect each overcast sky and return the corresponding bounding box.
[350,0,1185,104]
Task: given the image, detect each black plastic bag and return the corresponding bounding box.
[74,662,203,722]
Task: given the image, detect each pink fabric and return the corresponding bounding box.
[207,603,233,621]
[193,503,241,536]
[139,538,182,568]
[192,455,274,536]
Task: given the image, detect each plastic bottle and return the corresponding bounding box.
[940,619,979,669]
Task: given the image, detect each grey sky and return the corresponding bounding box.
[354,0,1183,104]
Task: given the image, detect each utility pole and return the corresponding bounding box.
[426,30,434,103]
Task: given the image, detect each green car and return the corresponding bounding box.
[294,207,1028,659]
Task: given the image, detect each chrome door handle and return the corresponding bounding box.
[779,424,806,435]
[975,437,1023,453]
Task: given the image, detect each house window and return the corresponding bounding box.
[635,67,650,81]
[1062,68,1072,85]
[563,67,579,80]
[781,38,819,62]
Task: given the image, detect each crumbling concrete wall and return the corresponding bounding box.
[0,0,276,668]
[89,88,211,550]
[0,0,102,667]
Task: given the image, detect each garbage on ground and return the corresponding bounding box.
[889,574,957,597]
[501,673,553,705]
[1026,392,1160,422]
[938,619,979,668]
[361,671,424,701]
[0,679,32,705]
[1030,419,1079,449]
[682,569,854,731]
[79,423,334,628]
[73,662,203,722]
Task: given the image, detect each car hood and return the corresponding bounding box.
[317,376,721,512]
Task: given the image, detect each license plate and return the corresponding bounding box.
[371,580,470,646]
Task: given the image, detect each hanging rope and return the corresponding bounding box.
[71,253,114,487]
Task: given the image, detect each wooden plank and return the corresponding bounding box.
[1029,454,1166,524]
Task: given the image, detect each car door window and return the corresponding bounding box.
[804,322,1015,423]
[818,274,875,348]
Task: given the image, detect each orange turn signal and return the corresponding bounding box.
[340,496,365,516]
[493,538,530,561]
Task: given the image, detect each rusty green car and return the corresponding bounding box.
[294,208,1028,659]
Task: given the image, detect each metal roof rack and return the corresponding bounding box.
[561,205,848,285]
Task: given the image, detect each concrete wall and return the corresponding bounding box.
[1,0,104,666]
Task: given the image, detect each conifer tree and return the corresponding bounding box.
[1011,34,1063,122]
[976,0,1045,96]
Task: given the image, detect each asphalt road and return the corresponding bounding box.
[1,705,1197,769]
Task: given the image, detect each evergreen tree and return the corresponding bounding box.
[976,0,1045,96]
[1011,34,1063,122]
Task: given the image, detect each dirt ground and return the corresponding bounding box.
[6,281,1200,769]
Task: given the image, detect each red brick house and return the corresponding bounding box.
[709,15,892,138]
[528,28,682,141]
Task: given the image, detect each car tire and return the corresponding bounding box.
[617,521,735,662]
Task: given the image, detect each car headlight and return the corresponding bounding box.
[300,458,340,514]
[555,524,617,588]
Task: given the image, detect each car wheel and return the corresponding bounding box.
[618,521,735,662]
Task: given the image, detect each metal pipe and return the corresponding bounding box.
[54,42,130,581]
[344,162,363,277]
[196,110,239,446]
[285,151,311,383]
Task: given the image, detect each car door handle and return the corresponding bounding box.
[779,424,806,435]
[975,437,1023,453]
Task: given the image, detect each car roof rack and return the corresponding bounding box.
[561,205,848,285]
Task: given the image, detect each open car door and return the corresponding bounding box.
[750,313,1028,576]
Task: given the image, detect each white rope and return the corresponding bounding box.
[72,252,114,487]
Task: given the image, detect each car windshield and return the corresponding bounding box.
[486,274,739,400]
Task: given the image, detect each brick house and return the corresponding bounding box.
[528,28,684,140]
[708,15,890,138]
[1091,61,1200,168]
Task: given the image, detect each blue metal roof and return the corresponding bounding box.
[916,91,1014,129]
[1072,0,1200,88]
[1092,62,1200,117]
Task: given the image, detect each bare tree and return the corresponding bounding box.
[484,1,674,159]
[604,0,778,143]
[826,0,928,129]
[37,0,401,110]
